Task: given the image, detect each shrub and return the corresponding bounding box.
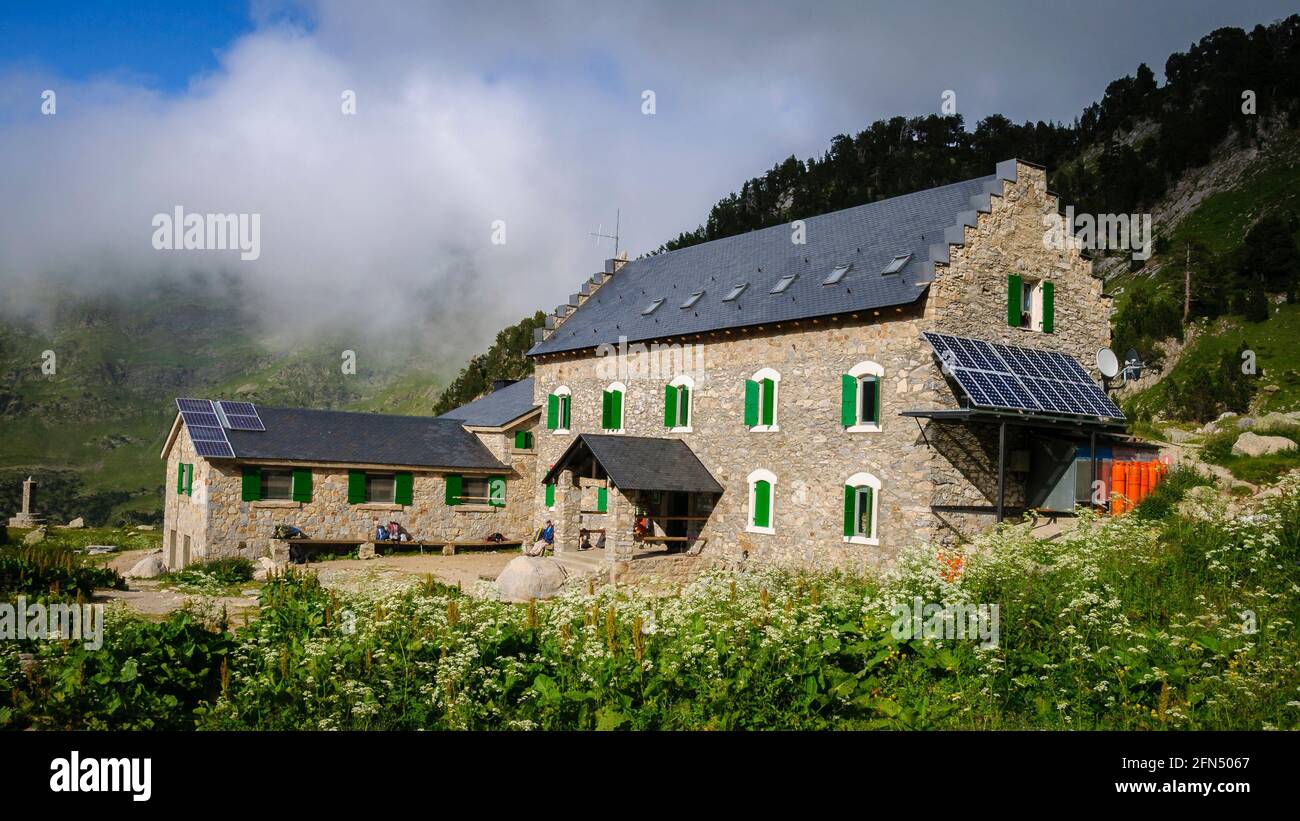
[0,545,125,599]
[162,557,254,590]
[1132,465,1213,521]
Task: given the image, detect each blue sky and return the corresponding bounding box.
[1,0,1298,341]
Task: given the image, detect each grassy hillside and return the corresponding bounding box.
[0,278,450,525]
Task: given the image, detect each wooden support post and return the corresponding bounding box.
[1089,431,1098,510]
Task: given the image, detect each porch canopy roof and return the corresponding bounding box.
[541,434,724,494]
[900,407,1129,435]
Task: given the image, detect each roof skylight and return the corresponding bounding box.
[681,290,704,309]
[882,254,911,274]
[722,283,748,302]
[823,263,852,285]
[642,298,665,315]
[770,273,798,294]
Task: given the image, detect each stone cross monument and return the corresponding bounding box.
[7,476,42,527]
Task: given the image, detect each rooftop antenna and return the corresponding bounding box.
[589,209,621,258]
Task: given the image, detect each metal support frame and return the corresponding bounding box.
[996,420,1006,522]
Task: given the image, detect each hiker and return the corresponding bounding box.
[374,521,389,541]
[579,528,592,551]
[525,519,554,557]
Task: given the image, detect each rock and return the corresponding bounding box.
[1163,428,1198,443]
[83,545,115,554]
[67,517,85,529]
[135,525,156,531]
[253,557,277,581]
[1231,432,1298,458]
[1176,485,1221,521]
[1255,411,1296,432]
[22,526,46,546]
[495,556,569,603]
[125,555,167,579]
[1234,416,1257,430]
[1217,411,1238,421]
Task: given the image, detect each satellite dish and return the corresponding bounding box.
[1096,348,1120,378]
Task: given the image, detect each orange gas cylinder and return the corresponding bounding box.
[1112,462,1128,515]
[1139,461,1152,501]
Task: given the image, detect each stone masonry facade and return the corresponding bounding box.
[532,161,1113,571]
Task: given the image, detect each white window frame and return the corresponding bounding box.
[668,374,694,433]
[844,471,881,546]
[746,468,777,535]
[846,360,884,433]
[750,367,781,433]
[552,386,572,435]
[603,381,626,434]
[1020,277,1044,332]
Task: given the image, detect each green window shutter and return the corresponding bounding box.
[184,463,194,495]
[514,430,525,449]
[1007,274,1022,327]
[753,480,770,528]
[291,468,312,502]
[546,394,558,430]
[562,396,571,429]
[545,483,555,508]
[444,474,462,506]
[843,485,855,537]
[664,384,677,427]
[862,486,874,538]
[761,378,775,426]
[744,379,759,426]
[597,486,608,513]
[678,386,689,426]
[840,374,856,427]
[1042,280,1055,333]
[612,390,623,429]
[394,472,414,505]
[176,464,184,494]
[241,466,261,502]
[488,476,506,507]
[873,378,882,424]
[601,390,612,429]
[347,470,366,505]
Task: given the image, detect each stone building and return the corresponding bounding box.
[160,381,538,569]
[525,159,1137,573]
[163,159,1140,575]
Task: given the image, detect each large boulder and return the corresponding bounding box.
[66,517,85,529]
[1163,427,1199,444]
[22,526,47,546]
[253,556,277,582]
[1231,432,1298,458]
[1255,411,1297,432]
[125,554,167,579]
[495,556,569,603]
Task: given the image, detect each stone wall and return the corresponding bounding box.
[528,161,1114,568]
[162,426,213,569]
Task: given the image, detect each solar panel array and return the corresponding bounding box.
[922,332,1124,420]
[177,398,236,458]
[217,400,266,431]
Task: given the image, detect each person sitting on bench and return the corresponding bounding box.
[374,521,389,541]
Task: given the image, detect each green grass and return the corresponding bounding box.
[1199,423,1300,484]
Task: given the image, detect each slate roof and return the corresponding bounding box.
[185,405,508,471]
[542,434,724,494]
[529,164,1015,357]
[437,378,538,427]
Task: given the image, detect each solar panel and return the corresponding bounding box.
[192,440,236,459]
[187,425,228,443]
[922,332,1124,421]
[180,411,221,429]
[177,398,215,414]
[217,400,266,431]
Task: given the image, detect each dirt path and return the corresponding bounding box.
[97,548,519,618]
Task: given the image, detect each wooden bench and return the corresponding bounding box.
[442,539,523,556]
[358,539,524,558]
[275,538,365,563]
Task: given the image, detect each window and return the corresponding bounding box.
[176,462,194,496]
[823,263,852,285]
[546,386,572,433]
[841,361,884,432]
[722,283,748,301]
[747,469,776,534]
[743,368,780,431]
[261,469,294,501]
[366,473,396,503]
[642,298,665,315]
[513,430,534,450]
[681,290,704,309]
[602,382,626,432]
[1007,274,1054,333]
[664,375,693,431]
[843,472,881,545]
[445,475,504,507]
[881,254,911,275]
[770,273,797,294]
